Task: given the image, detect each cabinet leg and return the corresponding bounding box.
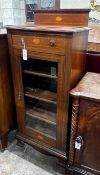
[0,133,8,151]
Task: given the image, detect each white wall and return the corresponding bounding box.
[60,0,91,9]
[0,0,26,26]
[0,0,2,23]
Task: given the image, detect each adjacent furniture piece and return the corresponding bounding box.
[69,72,100,174]
[0,34,14,150]
[86,51,100,73]
[88,24,100,52]
[86,24,100,73]
[7,23,89,160]
[88,42,100,52]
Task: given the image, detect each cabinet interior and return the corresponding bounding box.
[21,58,58,139]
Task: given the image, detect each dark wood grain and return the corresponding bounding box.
[75,99,100,174]
[12,33,66,55]
[26,115,56,139]
[34,9,90,13]
[69,72,100,174]
[0,133,8,151]
[6,25,89,33]
[0,34,14,150]
[25,88,57,104]
[26,102,56,125]
[23,69,57,79]
[34,9,90,26]
[17,132,67,160]
[7,23,89,159]
[86,52,100,73]
[69,98,80,166]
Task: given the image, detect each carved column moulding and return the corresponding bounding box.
[69,98,80,166]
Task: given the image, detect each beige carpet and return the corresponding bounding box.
[0,150,52,175]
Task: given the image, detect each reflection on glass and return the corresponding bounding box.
[41,0,55,9]
[25,0,60,22]
[21,58,58,140]
[26,0,38,21]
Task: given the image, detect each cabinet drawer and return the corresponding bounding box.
[12,35,66,55]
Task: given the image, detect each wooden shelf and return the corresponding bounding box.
[25,88,57,104]
[26,116,56,139]
[26,104,56,125]
[23,69,57,79]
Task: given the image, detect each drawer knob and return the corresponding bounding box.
[49,40,56,47]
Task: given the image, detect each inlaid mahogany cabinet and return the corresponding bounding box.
[0,34,14,150]
[7,23,89,160]
[69,72,100,174]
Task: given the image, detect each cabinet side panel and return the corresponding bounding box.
[0,36,14,134]
[57,36,72,152]
[7,33,25,132]
[70,31,89,88]
[57,58,68,151]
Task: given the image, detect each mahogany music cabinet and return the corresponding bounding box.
[69,72,100,174]
[0,34,14,150]
[7,9,89,160]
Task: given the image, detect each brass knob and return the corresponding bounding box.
[49,40,56,47]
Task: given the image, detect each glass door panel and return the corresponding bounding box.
[21,58,58,140]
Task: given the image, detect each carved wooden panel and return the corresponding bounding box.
[74,99,100,174]
[69,72,100,174]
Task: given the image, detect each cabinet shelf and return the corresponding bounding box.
[26,115,56,140]
[26,104,56,125]
[25,88,57,104]
[23,69,57,79]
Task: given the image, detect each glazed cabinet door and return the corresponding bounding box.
[74,99,100,174]
[11,47,67,151]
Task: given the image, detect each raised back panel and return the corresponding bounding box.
[34,9,90,26]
